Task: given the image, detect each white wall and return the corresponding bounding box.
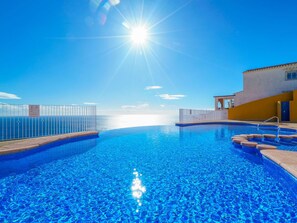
[235,67,297,106]
[179,109,228,123]
[234,91,244,106]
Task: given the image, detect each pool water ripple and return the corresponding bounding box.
[0,125,296,222]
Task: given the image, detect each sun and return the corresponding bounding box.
[130,26,148,46]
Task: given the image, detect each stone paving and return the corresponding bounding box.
[0,131,99,155]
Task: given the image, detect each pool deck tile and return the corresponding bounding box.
[281,164,297,178]
[0,131,99,155]
[261,150,297,178]
[256,144,277,150]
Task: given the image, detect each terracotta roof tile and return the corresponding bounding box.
[244,61,297,73]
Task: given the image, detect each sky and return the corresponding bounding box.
[0,0,297,115]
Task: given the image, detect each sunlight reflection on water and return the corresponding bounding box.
[97,114,178,131]
[131,169,146,213]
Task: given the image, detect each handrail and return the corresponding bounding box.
[257,116,279,129]
[257,116,280,141]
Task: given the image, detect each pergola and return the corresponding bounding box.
[214,95,235,110]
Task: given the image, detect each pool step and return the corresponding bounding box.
[232,133,297,146]
[231,134,279,155]
[231,134,297,181]
[232,135,278,155]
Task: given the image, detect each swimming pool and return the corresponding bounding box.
[0,125,296,222]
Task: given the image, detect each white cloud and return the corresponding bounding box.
[84,102,97,105]
[157,94,185,100]
[121,105,136,109]
[0,92,21,99]
[160,104,165,108]
[121,103,149,110]
[138,103,149,108]
[145,86,162,90]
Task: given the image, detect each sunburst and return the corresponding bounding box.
[130,25,148,46]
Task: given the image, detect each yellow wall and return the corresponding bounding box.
[290,90,297,122]
[228,92,293,121]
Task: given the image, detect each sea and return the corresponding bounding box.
[96,114,179,131]
[0,114,179,140]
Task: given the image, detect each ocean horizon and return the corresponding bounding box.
[96,114,179,131]
[0,114,179,140]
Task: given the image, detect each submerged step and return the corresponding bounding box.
[240,141,258,154]
[232,136,248,148]
[231,134,279,153]
[250,134,263,140]
[279,135,293,142]
[241,141,258,147]
[263,134,277,139]
[232,138,248,144]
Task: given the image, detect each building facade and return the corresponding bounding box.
[234,62,297,106]
[215,62,297,122]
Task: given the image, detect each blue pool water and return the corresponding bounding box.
[0,125,296,222]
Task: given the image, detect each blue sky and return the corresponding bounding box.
[1,0,297,114]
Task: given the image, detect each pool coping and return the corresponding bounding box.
[261,150,297,179]
[0,131,99,155]
[176,120,256,127]
[176,120,297,132]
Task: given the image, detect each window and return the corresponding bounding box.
[286,71,297,80]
